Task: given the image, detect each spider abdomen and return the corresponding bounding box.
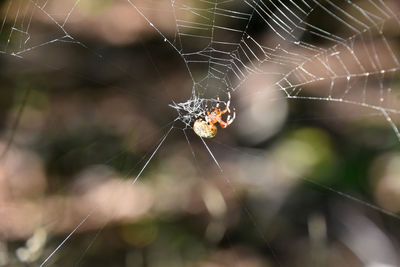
[193,119,217,138]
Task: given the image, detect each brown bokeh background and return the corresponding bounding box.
[1,0,400,266]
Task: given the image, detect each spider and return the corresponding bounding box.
[193,90,236,138]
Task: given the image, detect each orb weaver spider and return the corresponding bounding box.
[193,89,236,138]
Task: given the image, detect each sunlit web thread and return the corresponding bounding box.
[209,136,400,224]
[1,0,399,217]
[1,0,400,265]
[39,123,175,266]
[122,0,400,136]
[182,126,283,266]
[2,1,400,122]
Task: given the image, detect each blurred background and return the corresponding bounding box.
[1,0,400,266]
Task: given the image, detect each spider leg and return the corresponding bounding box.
[227,108,236,125]
[226,90,231,113]
[217,118,229,128]
[205,88,235,130]
[219,108,228,115]
[205,105,211,123]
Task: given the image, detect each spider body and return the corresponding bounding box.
[193,119,217,138]
[193,89,236,138]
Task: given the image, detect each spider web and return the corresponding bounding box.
[150,0,400,133]
[2,0,400,131]
[1,0,400,266]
